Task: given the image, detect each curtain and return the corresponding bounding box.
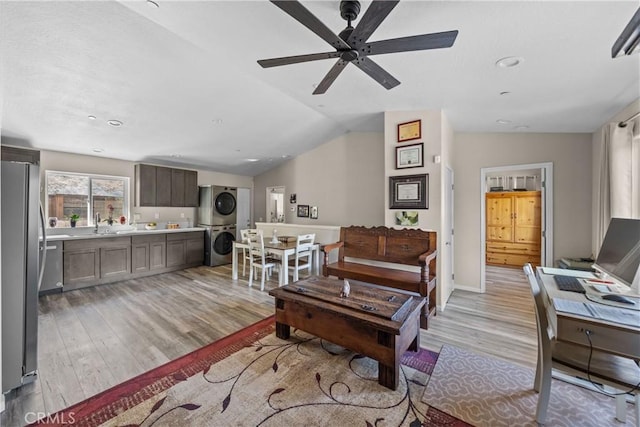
[595,120,639,252]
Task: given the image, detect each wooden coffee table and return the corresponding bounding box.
[269,276,425,390]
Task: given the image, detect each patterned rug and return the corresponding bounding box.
[33,316,469,426]
[423,344,638,427]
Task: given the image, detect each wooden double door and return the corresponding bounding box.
[486,191,541,267]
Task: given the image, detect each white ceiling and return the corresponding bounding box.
[1,1,639,176]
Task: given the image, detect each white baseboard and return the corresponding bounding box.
[0,393,5,413]
[453,283,484,293]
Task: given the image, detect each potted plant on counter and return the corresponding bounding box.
[69,213,80,228]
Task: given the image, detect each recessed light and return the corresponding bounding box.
[92,147,104,153]
[147,0,159,8]
[282,154,290,158]
[212,119,223,124]
[515,125,530,131]
[170,154,182,158]
[107,119,123,127]
[88,115,96,120]
[246,158,260,162]
[496,119,512,125]
[495,56,523,68]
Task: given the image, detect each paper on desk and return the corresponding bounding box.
[553,298,640,327]
[541,267,595,279]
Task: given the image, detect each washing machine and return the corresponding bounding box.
[198,185,237,226]
[204,224,236,266]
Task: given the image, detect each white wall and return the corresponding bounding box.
[453,133,593,291]
[40,150,253,224]
[253,132,384,227]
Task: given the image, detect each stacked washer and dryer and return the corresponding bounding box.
[198,186,237,266]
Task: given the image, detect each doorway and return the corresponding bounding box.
[265,186,285,223]
[480,162,554,292]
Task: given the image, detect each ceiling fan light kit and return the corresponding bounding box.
[258,0,458,94]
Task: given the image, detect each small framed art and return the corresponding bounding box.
[310,206,318,219]
[396,143,423,169]
[297,204,310,218]
[397,119,421,142]
[389,174,428,209]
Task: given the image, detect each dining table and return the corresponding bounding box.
[231,238,321,287]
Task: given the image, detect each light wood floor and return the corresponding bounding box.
[1,264,536,426]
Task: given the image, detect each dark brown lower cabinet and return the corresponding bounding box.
[63,231,203,291]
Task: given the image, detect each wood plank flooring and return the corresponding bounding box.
[1,264,536,426]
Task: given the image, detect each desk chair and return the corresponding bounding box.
[288,233,315,282]
[246,230,277,291]
[523,263,640,425]
[239,229,261,276]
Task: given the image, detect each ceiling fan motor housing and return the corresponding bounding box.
[340,1,361,23]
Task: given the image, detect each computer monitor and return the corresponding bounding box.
[593,218,640,294]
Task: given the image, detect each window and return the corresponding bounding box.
[46,171,129,228]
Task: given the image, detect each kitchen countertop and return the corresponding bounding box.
[46,227,207,241]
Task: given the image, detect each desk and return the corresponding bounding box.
[536,267,640,360]
[231,240,321,287]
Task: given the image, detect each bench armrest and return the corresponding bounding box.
[418,249,437,266]
[321,241,344,254]
[418,249,437,284]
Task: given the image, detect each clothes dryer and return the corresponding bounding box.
[198,185,237,226]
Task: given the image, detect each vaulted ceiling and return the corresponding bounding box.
[1,1,638,176]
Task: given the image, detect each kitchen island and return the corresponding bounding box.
[46,227,206,292]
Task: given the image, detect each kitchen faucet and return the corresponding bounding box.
[94,213,101,233]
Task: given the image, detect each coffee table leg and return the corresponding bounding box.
[379,362,399,390]
[275,322,290,339]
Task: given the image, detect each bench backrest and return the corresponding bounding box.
[338,226,436,266]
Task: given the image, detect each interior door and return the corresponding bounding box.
[236,188,251,241]
[443,167,455,304]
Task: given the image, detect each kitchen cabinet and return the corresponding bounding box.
[184,170,198,207]
[132,234,166,273]
[171,169,185,207]
[167,231,205,267]
[135,164,198,207]
[64,237,132,290]
[486,191,541,267]
[62,230,203,290]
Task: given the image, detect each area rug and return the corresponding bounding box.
[34,316,469,426]
[423,344,638,427]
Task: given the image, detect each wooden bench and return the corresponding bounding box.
[322,226,437,329]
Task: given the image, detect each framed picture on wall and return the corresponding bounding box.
[310,206,318,219]
[396,143,424,169]
[389,174,428,209]
[397,119,421,142]
[297,204,310,217]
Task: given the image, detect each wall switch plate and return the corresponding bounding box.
[180,212,185,218]
[154,213,160,219]
[290,206,295,212]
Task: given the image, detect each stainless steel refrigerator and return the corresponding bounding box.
[1,146,45,392]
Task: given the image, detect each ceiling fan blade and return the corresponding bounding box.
[271,1,350,50]
[352,57,400,90]
[347,0,399,47]
[258,52,341,68]
[313,59,349,95]
[364,30,458,56]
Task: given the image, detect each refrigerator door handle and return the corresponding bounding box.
[38,202,47,291]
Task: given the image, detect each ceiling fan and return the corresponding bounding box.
[257,0,458,95]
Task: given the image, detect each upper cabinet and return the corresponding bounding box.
[135,164,198,207]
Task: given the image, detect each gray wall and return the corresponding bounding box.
[453,132,593,290]
[254,132,384,227]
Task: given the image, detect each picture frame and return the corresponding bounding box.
[389,174,428,209]
[289,193,297,204]
[297,204,310,218]
[310,206,318,219]
[397,119,421,142]
[395,143,424,169]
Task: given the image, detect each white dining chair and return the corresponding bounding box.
[246,230,277,291]
[288,233,315,282]
[240,228,261,276]
[523,263,640,425]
